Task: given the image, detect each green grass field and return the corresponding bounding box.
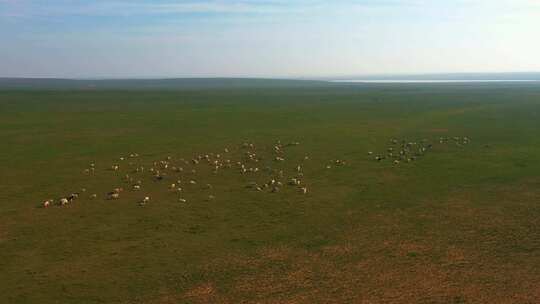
[2,82,540,303]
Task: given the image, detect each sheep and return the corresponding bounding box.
[207,195,215,201]
[189,180,197,185]
[90,194,97,199]
[111,165,119,171]
[139,196,150,206]
[288,178,301,186]
[68,193,79,202]
[108,193,120,200]
[178,198,187,203]
[113,187,124,193]
[132,184,141,191]
[43,200,51,208]
[300,187,308,194]
[60,198,69,206]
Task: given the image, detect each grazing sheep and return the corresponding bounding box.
[68,193,79,202]
[300,187,308,194]
[178,198,187,203]
[289,178,301,186]
[108,193,120,200]
[132,184,141,191]
[113,188,123,193]
[43,200,51,208]
[189,180,197,185]
[90,194,97,199]
[60,198,69,206]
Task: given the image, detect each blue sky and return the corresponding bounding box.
[1,0,539,78]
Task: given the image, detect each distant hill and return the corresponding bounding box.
[0,78,330,90]
[331,72,540,81]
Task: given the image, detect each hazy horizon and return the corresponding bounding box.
[1,0,539,78]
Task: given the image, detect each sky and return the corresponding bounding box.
[1,0,539,78]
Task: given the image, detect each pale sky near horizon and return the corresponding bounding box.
[1,0,539,78]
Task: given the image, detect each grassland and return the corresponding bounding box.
[1,82,540,303]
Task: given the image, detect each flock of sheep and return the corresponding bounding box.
[369,136,471,165]
[41,140,340,208]
[41,136,470,209]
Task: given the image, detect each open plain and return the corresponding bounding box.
[1,81,540,303]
